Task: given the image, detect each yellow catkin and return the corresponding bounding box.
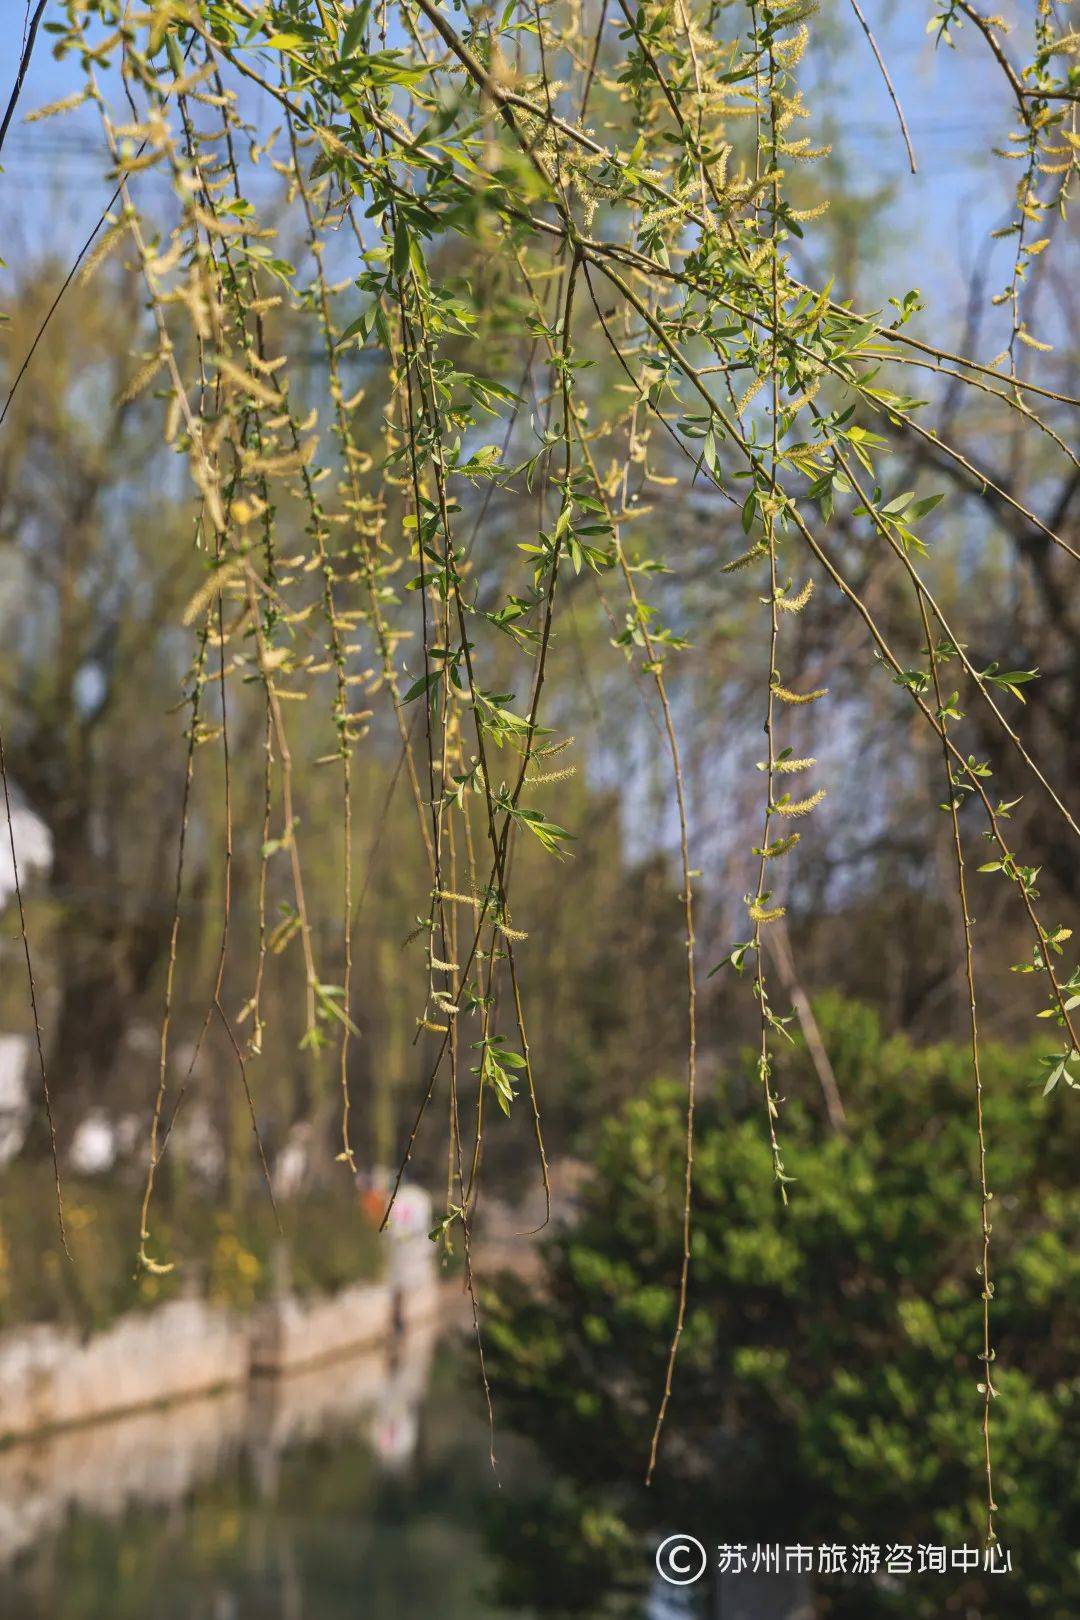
[776,788,827,817]
[777,579,814,612]
[749,900,786,924]
[772,682,827,704]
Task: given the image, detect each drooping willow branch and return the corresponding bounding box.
[2,0,1075,1533]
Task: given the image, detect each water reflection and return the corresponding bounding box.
[0,1322,526,1620]
[0,1319,817,1620]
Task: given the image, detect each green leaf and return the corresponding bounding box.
[393,218,411,278]
[905,493,945,523]
[341,2,371,57]
[402,670,439,702]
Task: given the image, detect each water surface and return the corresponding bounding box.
[0,1325,527,1620]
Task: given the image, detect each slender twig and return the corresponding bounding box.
[0,0,48,155]
[916,590,997,1547]
[845,0,917,173]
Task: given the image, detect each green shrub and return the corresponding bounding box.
[485,999,1079,1618]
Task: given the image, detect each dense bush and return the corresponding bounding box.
[485,999,1079,1618]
